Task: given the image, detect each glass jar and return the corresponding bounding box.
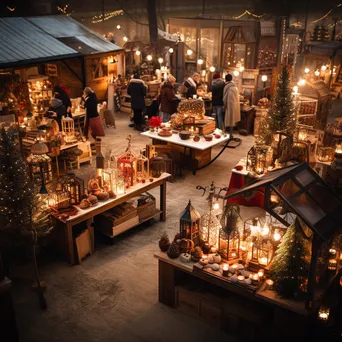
[150,156,165,178]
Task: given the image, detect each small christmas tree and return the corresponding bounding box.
[0,126,52,308]
[258,66,296,144]
[311,24,330,41]
[270,218,310,299]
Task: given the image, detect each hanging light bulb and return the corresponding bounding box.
[261,75,268,82]
[197,58,204,65]
[297,79,306,86]
[135,50,141,56]
[116,24,121,30]
[158,57,163,64]
[146,55,152,61]
[186,49,193,56]
[321,65,327,71]
[314,70,320,77]
[293,85,299,94]
[261,223,270,236]
[123,36,128,42]
[209,66,215,72]
[273,230,281,241]
[304,67,310,74]
[239,66,245,72]
[213,201,220,210]
[169,47,174,53]
[233,70,240,77]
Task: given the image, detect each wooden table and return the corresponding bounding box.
[54,173,170,265]
[141,130,231,175]
[72,110,86,132]
[154,251,313,339]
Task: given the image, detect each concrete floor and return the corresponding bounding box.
[12,113,254,342]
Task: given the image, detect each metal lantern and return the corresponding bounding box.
[246,146,256,171]
[136,152,149,181]
[255,146,268,175]
[118,134,137,186]
[58,172,84,205]
[115,170,126,195]
[61,117,76,144]
[317,146,335,162]
[252,238,274,267]
[200,210,221,248]
[150,156,165,178]
[102,168,116,192]
[179,200,201,246]
[54,181,71,209]
[218,228,240,260]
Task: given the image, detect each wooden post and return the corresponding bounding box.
[306,233,320,308]
[158,260,176,307]
[160,180,166,221]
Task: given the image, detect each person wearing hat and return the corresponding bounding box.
[159,74,179,123]
[82,87,105,139]
[211,72,225,130]
[127,73,147,131]
[45,97,67,130]
[223,74,241,137]
[183,73,201,98]
[53,84,72,115]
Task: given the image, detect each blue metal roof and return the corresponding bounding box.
[0,15,123,69]
[0,17,79,68]
[27,15,122,54]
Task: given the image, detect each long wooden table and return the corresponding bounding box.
[54,173,170,265]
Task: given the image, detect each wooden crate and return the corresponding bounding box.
[196,120,216,136]
[77,141,92,168]
[75,227,94,264]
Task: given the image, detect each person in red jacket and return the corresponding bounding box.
[159,75,179,123]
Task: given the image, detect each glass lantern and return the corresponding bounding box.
[27,154,53,184]
[255,145,268,175]
[58,172,84,205]
[317,147,335,163]
[150,156,165,178]
[218,228,240,260]
[61,117,76,144]
[115,170,126,195]
[54,182,71,209]
[102,168,116,192]
[246,146,256,171]
[118,135,137,186]
[136,152,149,182]
[200,210,221,248]
[179,200,201,246]
[252,238,274,267]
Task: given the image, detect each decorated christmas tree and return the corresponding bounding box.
[258,66,296,144]
[0,126,52,308]
[270,218,310,299]
[311,24,330,41]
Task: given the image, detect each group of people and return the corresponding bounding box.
[46,85,104,139]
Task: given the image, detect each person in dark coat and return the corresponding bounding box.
[211,72,225,130]
[82,87,104,139]
[54,84,72,115]
[159,74,178,123]
[45,97,66,130]
[127,74,147,131]
[183,73,200,98]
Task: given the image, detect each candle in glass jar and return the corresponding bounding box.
[258,269,264,279]
[251,274,259,285]
[211,247,217,253]
[222,263,229,277]
[232,264,238,273]
[265,279,274,290]
[237,275,245,282]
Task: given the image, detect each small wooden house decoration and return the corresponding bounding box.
[179,200,201,246]
[58,172,84,205]
[183,116,196,132]
[136,152,149,181]
[54,181,71,209]
[118,134,137,186]
[62,117,76,144]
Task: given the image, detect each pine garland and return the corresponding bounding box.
[270,218,310,299]
[258,66,296,145]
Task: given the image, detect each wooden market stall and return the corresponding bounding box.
[0,15,124,100]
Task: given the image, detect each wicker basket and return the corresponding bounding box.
[137,193,156,220]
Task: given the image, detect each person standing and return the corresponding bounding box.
[211,73,225,130]
[159,74,178,123]
[54,84,72,116]
[183,73,200,98]
[82,87,105,139]
[45,97,66,130]
[223,74,241,136]
[127,74,147,131]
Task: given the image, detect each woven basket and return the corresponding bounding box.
[137,193,156,220]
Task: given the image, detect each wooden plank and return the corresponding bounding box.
[158,260,176,307]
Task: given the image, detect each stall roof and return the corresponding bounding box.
[0,15,123,69]
[225,163,342,241]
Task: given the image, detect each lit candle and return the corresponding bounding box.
[232,264,238,273]
[335,144,342,154]
[23,117,28,124]
[258,257,268,266]
[329,249,336,256]
[258,269,264,279]
[261,223,270,236]
[211,247,217,253]
[237,275,245,282]
[273,229,281,241]
[222,263,229,277]
[318,308,330,321]
[298,131,307,141]
[328,259,337,272]
[251,274,259,285]
[270,194,278,203]
[265,279,274,290]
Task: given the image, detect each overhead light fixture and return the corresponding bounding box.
[168,47,174,53]
[147,55,152,61]
[293,85,299,94]
[116,24,121,30]
[239,66,245,72]
[233,70,240,77]
[135,50,141,56]
[197,58,204,65]
[297,79,306,86]
[209,66,215,73]
[304,67,310,73]
[314,70,320,77]
[158,57,163,64]
[261,75,268,82]
[321,65,327,71]
[123,36,128,42]
[186,49,193,56]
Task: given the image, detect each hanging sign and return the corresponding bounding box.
[260,22,276,36]
[45,64,58,77]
